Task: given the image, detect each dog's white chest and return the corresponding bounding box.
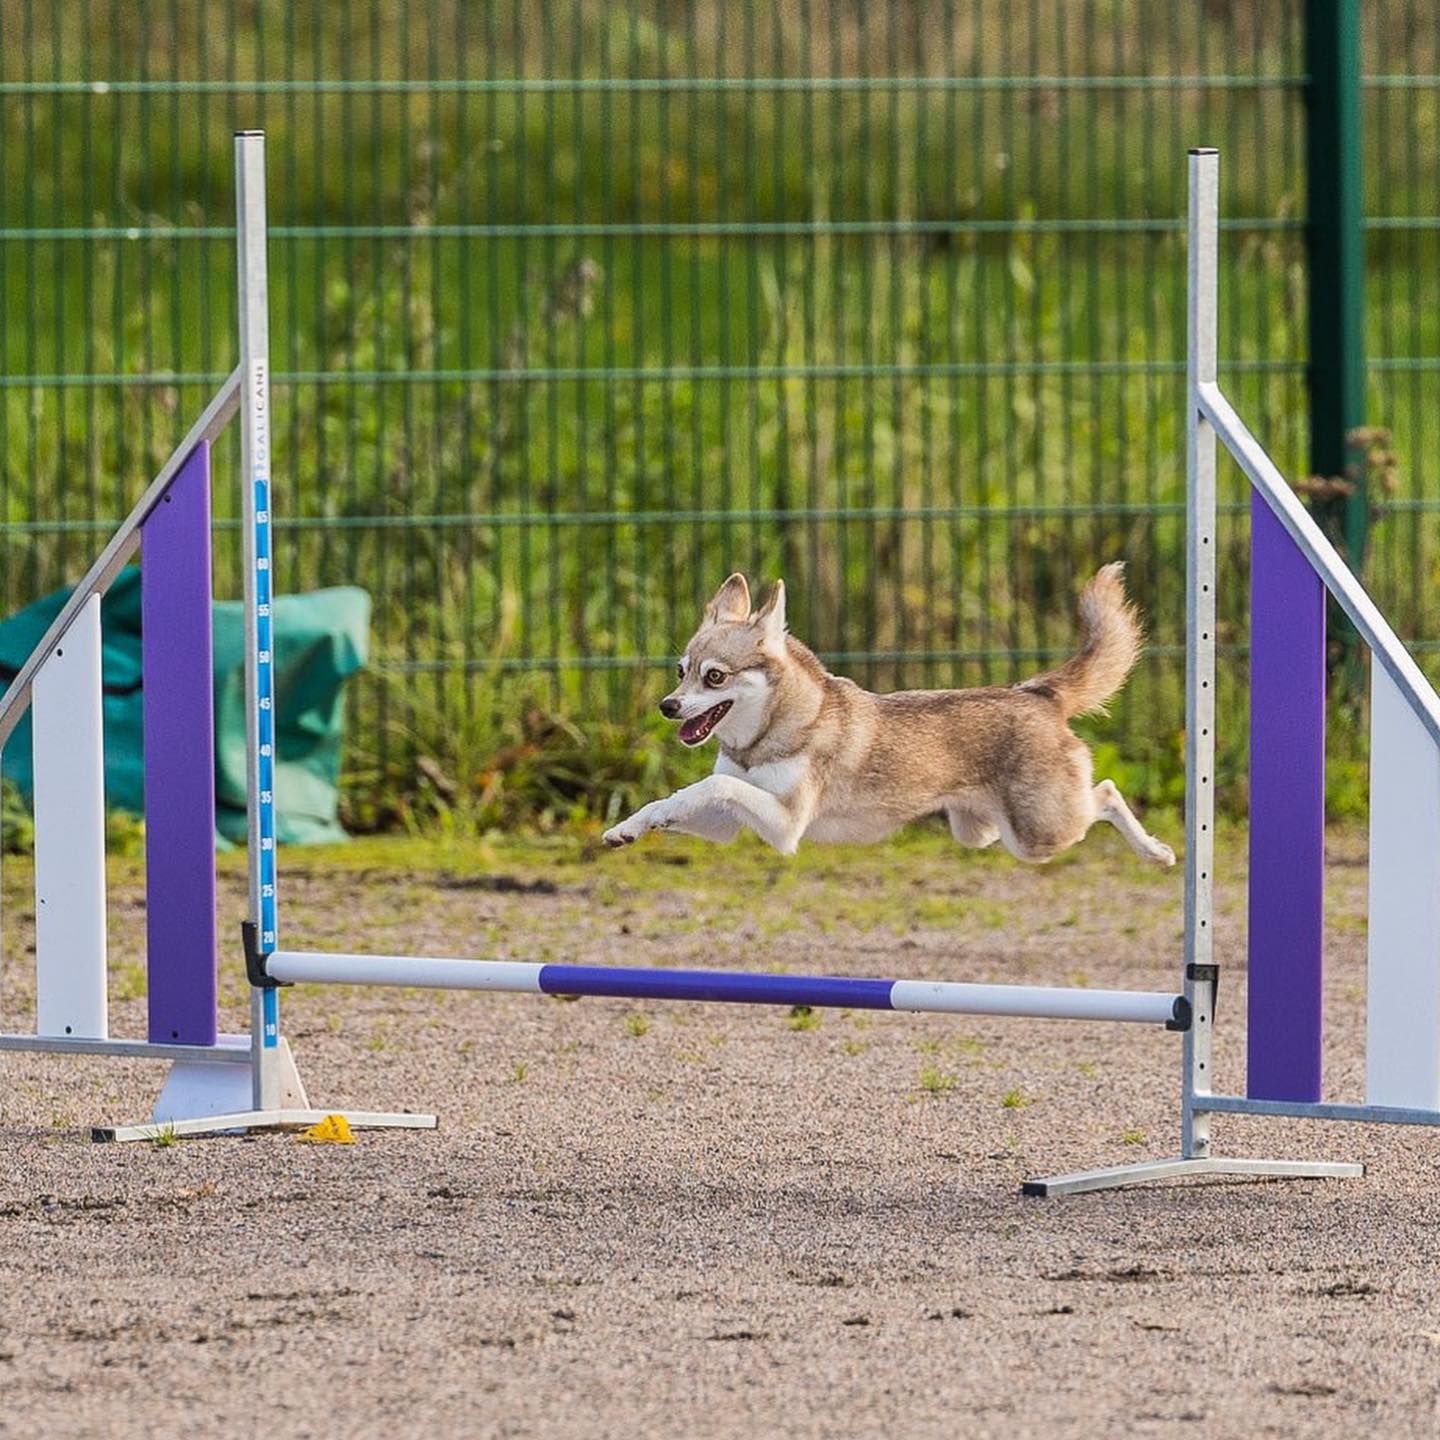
[716,753,808,798]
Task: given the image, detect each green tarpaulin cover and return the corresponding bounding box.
[0,568,368,845]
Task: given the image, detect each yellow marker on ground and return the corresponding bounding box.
[296,1113,355,1145]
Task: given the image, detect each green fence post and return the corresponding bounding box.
[1305,0,1367,572]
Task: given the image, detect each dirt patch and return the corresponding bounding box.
[0,824,1430,1438]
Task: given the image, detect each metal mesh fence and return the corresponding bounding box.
[0,2,1433,820]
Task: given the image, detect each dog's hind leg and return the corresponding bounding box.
[945,804,1000,849]
[1093,778,1175,868]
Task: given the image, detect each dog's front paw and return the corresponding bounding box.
[603,800,672,849]
[1149,840,1177,869]
[603,813,654,847]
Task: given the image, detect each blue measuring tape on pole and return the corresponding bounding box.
[250,356,280,1049]
[235,131,281,1051]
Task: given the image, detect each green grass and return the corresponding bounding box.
[165,817,1182,927]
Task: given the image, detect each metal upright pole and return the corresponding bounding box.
[235,130,283,1111]
[1022,149,1360,1195]
[88,130,433,1141]
[1181,149,1220,1163]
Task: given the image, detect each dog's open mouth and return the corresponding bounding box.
[678,701,732,746]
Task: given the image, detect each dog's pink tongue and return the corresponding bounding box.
[679,700,731,744]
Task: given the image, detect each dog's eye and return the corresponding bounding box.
[676,661,684,680]
[704,668,726,688]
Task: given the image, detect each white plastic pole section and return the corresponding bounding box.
[235,130,283,1110]
[1181,149,1219,1164]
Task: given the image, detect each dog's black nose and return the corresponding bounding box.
[658,697,681,720]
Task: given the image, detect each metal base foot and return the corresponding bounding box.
[93,1108,439,1143]
[91,1035,438,1142]
[1023,1155,1365,1198]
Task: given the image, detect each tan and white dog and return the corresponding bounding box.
[602,564,1175,868]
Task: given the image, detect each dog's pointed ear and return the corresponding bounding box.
[753,579,787,643]
[705,573,751,624]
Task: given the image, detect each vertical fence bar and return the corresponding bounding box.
[141,439,219,1046]
[1305,0,1367,566]
[1181,149,1219,1162]
[235,130,282,1108]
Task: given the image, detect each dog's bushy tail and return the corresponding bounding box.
[1019,562,1142,719]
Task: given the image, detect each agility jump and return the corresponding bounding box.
[0,138,1434,1193]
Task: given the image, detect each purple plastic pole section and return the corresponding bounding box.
[141,441,219,1045]
[1247,494,1326,1102]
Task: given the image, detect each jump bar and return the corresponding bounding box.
[265,951,1189,1027]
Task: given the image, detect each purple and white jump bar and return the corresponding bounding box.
[264,951,1188,1026]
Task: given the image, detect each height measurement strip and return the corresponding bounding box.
[252,355,279,1046]
[236,131,280,1055]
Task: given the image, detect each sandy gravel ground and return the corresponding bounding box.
[2,824,1437,1439]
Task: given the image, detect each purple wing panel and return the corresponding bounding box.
[141,441,219,1045]
[1247,494,1326,1102]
